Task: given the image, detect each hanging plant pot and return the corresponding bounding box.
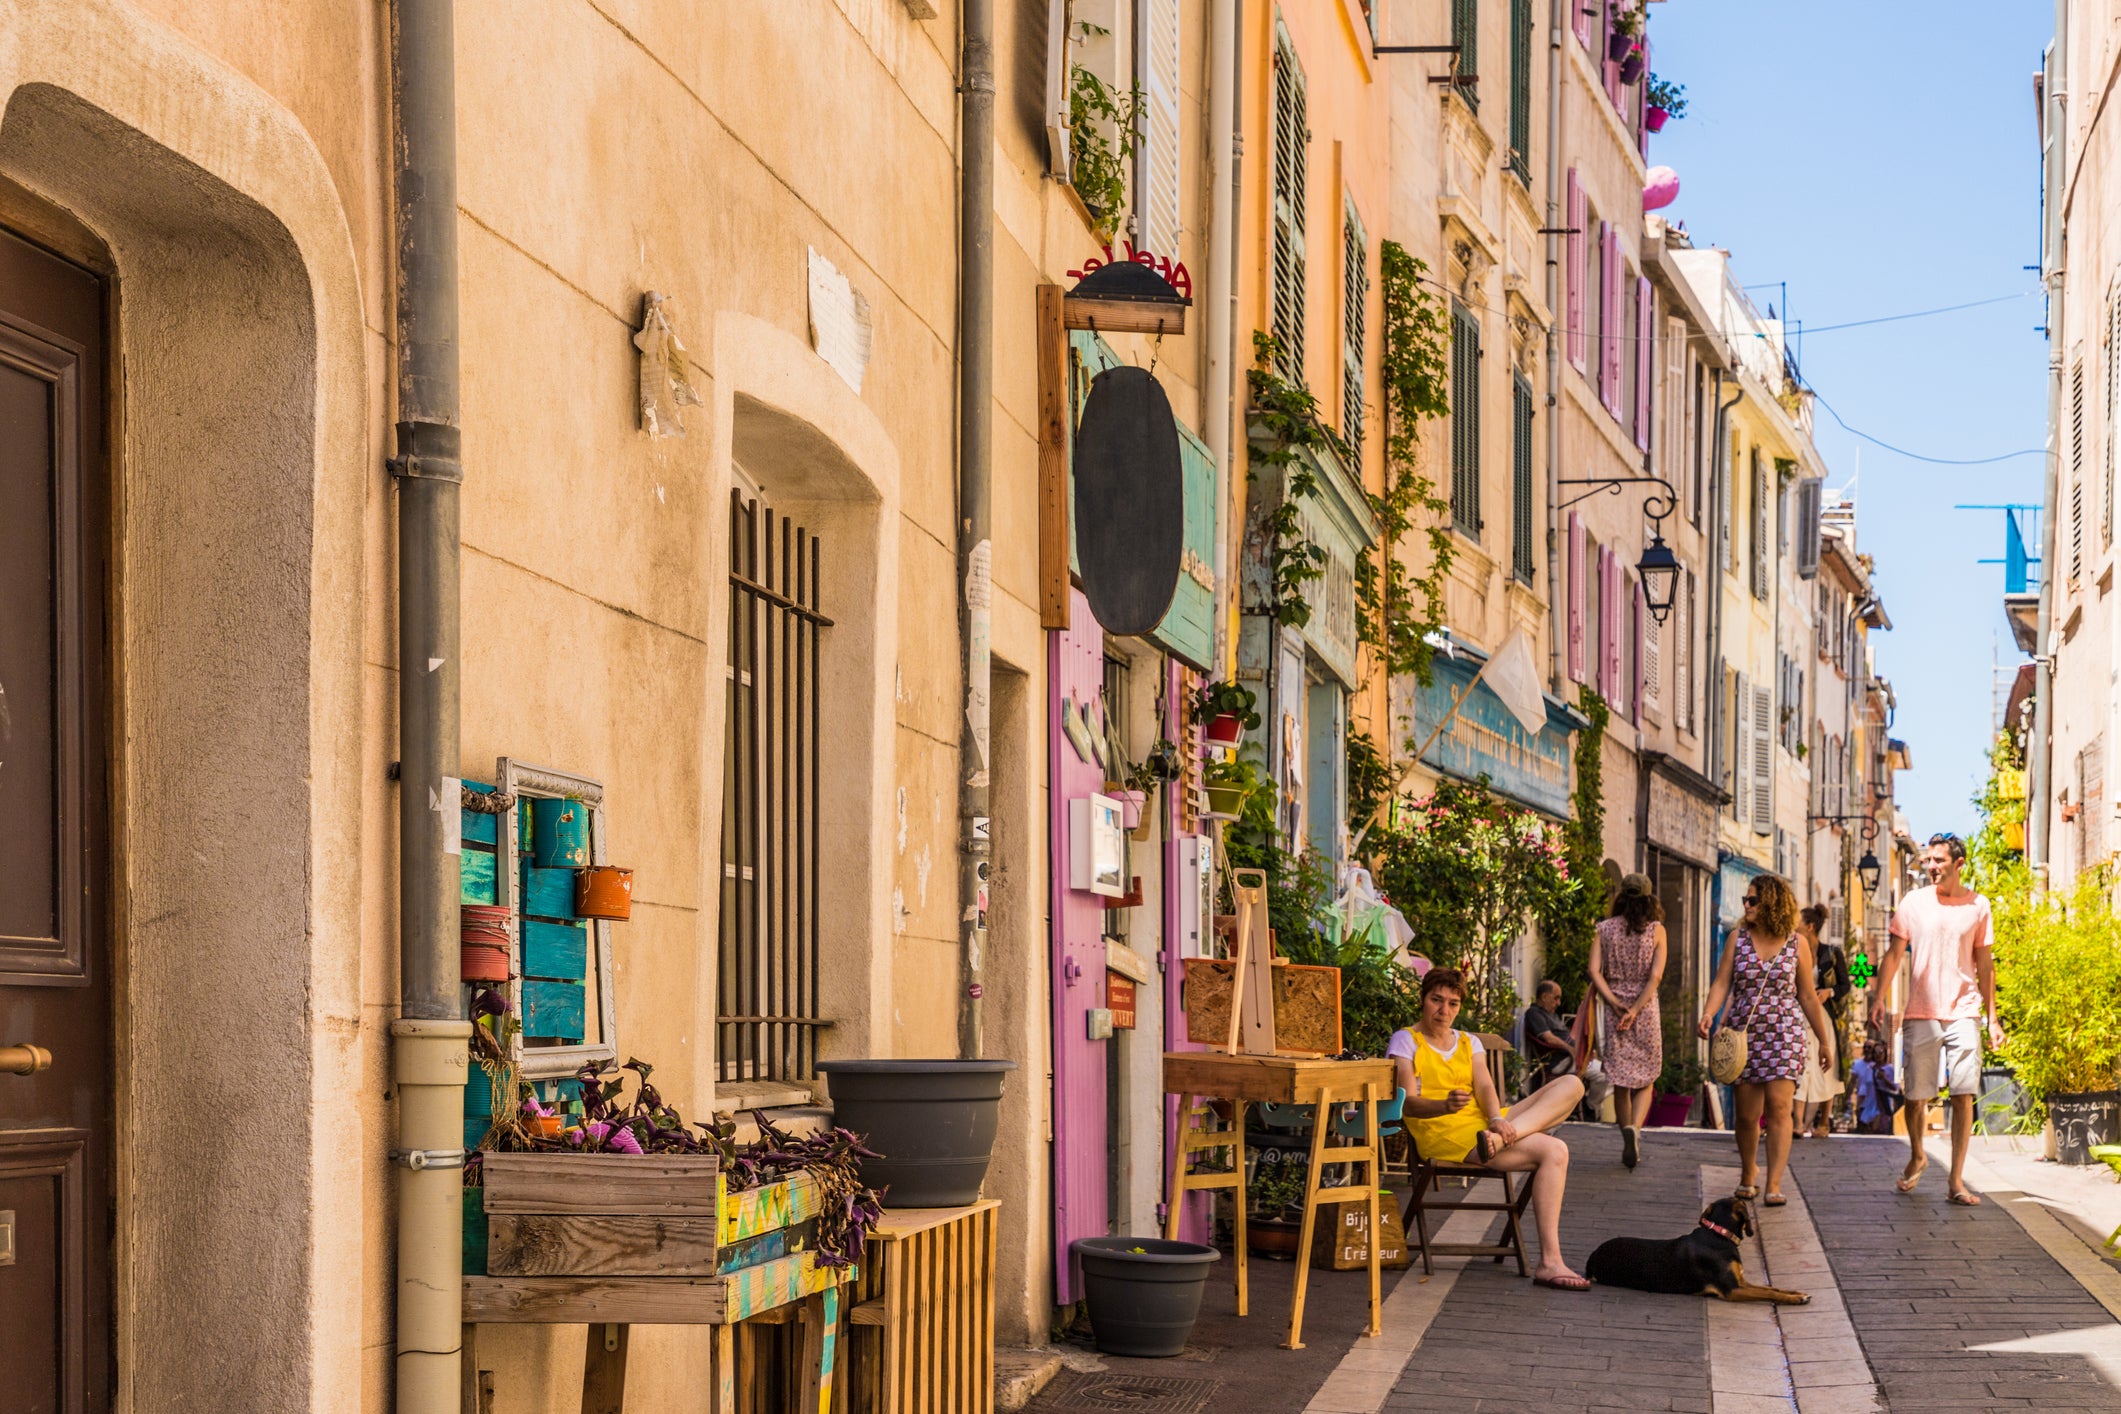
[529,797,592,868]
[818,1059,1018,1206]
[1072,1236,1221,1357]
[1203,784,1248,819]
[575,865,635,920]
[1202,713,1245,748]
[1619,50,1647,85]
[1645,105,1670,133]
[1105,789,1147,831]
[1607,30,1635,62]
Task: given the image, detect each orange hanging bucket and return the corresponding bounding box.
[461,942,511,981]
[575,866,634,921]
[461,904,513,980]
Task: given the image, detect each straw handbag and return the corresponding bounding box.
[1709,982,1766,1086]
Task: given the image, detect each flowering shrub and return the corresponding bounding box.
[1367,777,1580,1035]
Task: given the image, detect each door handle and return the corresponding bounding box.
[0,1044,52,1076]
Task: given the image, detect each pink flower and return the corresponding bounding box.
[608,1125,644,1155]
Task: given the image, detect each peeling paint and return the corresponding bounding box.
[915,845,932,908]
[891,887,909,935]
[896,787,908,853]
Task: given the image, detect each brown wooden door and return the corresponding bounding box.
[0,225,112,1414]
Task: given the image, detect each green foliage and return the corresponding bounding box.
[1276,901,1425,1060]
[1993,866,2121,1108]
[1195,679,1262,732]
[1346,730,1392,832]
[1534,689,1610,1009]
[1967,731,2028,891]
[1645,74,1688,117]
[1220,748,1334,956]
[1248,1155,1308,1217]
[1246,330,1348,629]
[1067,40,1142,243]
[1364,776,1580,1036]
[1656,1004,1704,1097]
[1357,242,1456,688]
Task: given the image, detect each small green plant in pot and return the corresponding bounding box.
[1203,750,1264,821]
[1645,75,1687,132]
[1647,1005,1705,1127]
[1196,680,1261,748]
[1066,31,1142,244]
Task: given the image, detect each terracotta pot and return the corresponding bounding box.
[529,1114,564,1140]
[1202,714,1245,748]
[575,865,635,920]
[529,797,592,868]
[462,942,512,982]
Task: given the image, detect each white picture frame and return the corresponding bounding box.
[496,757,619,1079]
[1070,794,1126,898]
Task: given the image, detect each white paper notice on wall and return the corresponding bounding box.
[807,247,873,394]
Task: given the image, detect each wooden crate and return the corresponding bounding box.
[844,1201,998,1414]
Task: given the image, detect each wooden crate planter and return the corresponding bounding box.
[844,1201,999,1414]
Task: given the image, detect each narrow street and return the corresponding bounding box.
[1031,1127,2121,1413]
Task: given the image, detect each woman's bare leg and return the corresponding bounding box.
[1763,1079,1797,1197]
[1492,1074,1584,1142]
[1484,1133,1581,1282]
[1734,1083,1764,1192]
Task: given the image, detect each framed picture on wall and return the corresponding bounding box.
[1069,794,1126,898]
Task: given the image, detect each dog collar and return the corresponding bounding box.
[1701,1219,1740,1243]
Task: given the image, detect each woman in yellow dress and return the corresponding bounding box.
[1388,967,1591,1291]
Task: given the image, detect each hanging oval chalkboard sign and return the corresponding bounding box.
[1073,365,1184,637]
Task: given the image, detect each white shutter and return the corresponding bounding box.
[1342,204,1368,449]
[2108,286,2119,546]
[1140,0,1182,256]
[1676,569,1694,733]
[1752,681,1774,836]
[1662,317,1687,484]
[1719,436,1734,571]
[1732,671,1750,824]
[1642,581,1663,721]
[1044,0,1071,177]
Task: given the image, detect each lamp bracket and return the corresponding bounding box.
[1557,474,1679,521]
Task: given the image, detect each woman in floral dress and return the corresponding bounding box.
[1589,874,1667,1169]
[1697,874,1834,1206]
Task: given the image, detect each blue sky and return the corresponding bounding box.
[1646,0,2053,837]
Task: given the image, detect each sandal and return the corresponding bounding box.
[1733,1184,1760,1200]
[1896,1157,1928,1194]
[1948,1189,1983,1206]
[1763,1193,1788,1208]
[1532,1272,1592,1292]
[1475,1130,1503,1164]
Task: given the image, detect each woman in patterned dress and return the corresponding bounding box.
[1697,874,1834,1207]
[1589,874,1668,1170]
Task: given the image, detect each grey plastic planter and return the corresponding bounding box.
[1073,1237,1221,1357]
[818,1058,1017,1207]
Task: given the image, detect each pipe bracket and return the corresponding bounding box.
[389,1148,468,1171]
[388,419,465,484]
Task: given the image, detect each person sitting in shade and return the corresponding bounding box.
[1390,966,1590,1291]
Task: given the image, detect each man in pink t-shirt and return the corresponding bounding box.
[1869,833,2003,1205]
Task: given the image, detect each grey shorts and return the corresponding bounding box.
[1903,1018,1982,1098]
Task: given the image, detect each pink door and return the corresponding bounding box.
[1050,589,1109,1301]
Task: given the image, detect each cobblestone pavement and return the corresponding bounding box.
[1031,1122,2121,1413]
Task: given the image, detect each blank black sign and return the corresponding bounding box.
[1074,365,1183,637]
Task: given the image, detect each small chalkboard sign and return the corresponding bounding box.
[2048,1090,2121,1165]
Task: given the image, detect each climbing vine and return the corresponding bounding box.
[1246,329,1349,629]
[1533,687,1610,1007]
[1357,242,1456,688]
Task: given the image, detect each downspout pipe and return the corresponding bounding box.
[1205,0,1239,676]
[2031,26,2064,883]
[388,0,470,1409]
[958,0,995,1058]
[1543,0,1564,692]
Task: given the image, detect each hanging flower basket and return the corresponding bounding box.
[1203,785,1248,820]
[1202,713,1246,749]
[1106,789,1148,831]
[1619,50,1647,85]
[1645,105,1670,133]
[1607,30,1635,62]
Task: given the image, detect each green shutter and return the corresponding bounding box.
[1273,27,1308,381]
[1512,374,1535,581]
[1341,204,1367,450]
[1454,0,1479,102]
[1451,303,1482,537]
[1508,0,1531,180]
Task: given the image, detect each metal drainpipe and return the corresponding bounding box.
[1706,376,1741,792]
[1543,0,1564,692]
[2031,24,2065,884]
[1205,0,1240,677]
[957,0,995,1059]
[389,1,470,1408]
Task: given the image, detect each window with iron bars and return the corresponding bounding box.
[719,485,832,1082]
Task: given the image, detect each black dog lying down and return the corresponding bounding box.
[1585,1196,1809,1305]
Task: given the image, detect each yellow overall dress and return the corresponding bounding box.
[1406,1030,1509,1162]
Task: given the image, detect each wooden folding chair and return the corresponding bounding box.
[1399,1139,1533,1278]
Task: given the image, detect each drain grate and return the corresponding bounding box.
[1040,1372,1221,1413]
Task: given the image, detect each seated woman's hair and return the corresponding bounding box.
[1800,902,1830,931]
[1420,967,1466,1002]
[1749,874,1799,937]
[1609,871,1663,930]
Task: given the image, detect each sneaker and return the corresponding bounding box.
[1622,1125,1640,1169]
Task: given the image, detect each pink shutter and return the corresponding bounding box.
[1594,549,1610,697]
[1634,275,1654,450]
[1637,39,1651,157]
[1603,4,1622,108]
[1602,228,1623,415]
[1574,0,1591,46]
[1604,553,1623,699]
[1566,171,1586,369]
[1568,513,1586,682]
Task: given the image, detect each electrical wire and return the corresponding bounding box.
[1793,290,2035,336]
[1811,392,2048,467]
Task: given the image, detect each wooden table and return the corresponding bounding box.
[1163,1052,1396,1350]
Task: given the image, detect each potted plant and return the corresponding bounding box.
[1196,680,1260,749]
[1645,75,1687,132]
[1606,3,1640,61]
[1104,782,1148,830]
[817,1057,1020,1204]
[1202,753,1263,821]
[1994,866,2121,1163]
[1618,48,1647,86]
[1647,1006,1703,1127]
[1244,1157,1309,1258]
[1071,1236,1221,1357]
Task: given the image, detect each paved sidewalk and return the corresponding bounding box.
[1029,1123,2121,1412]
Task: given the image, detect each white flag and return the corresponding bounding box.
[1482,628,1548,737]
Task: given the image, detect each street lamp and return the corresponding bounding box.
[1637,532,1680,625]
[1857,849,1883,894]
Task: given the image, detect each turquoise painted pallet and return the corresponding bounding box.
[522,919,587,980]
[520,864,579,921]
[460,847,498,905]
[522,979,585,1042]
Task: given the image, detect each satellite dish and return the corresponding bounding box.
[1073,365,1184,637]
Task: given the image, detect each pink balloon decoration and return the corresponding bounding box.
[1643,166,1681,212]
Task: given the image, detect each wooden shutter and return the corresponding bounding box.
[1602,226,1623,416]
[1140,0,1183,257]
[1042,0,1071,177]
[1677,568,1694,732]
[1719,434,1734,571]
[1662,315,1687,483]
[1752,680,1774,835]
[1452,302,1482,535]
[2108,288,2119,544]
[1732,671,1750,823]
[1603,549,1623,699]
[1637,576,1654,725]
[1795,476,1823,579]
[1508,0,1532,177]
[1568,511,1586,682]
[1512,374,1536,580]
[1342,204,1368,450]
[1453,0,1479,99]
[1574,0,1591,46]
[1634,275,1654,450]
[2071,352,2085,585]
[1272,29,1308,381]
[1750,449,1768,600]
[1566,171,1587,368]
